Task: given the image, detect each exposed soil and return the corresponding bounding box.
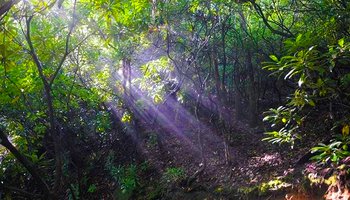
[102,45,327,198]
[125,107,326,200]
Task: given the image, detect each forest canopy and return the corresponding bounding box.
[0,0,350,199]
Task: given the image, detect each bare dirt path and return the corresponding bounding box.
[135,109,311,199]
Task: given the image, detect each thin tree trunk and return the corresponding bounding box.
[212,46,221,102]
[221,21,227,100]
[187,90,206,187]
[0,0,19,19]
[122,58,132,100]
[0,130,51,198]
[25,16,62,198]
[238,6,258,126]
[233,57,242,118]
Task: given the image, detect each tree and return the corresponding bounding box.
[263,0,350,195]
[0,0,136,198]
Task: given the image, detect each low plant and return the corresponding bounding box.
[161,167,186,184]
[105,152,138,200]
[147,132,158,148]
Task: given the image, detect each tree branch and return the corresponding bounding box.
[0,130,51,198]
[1,185,43,199]
[49,0,78,87]
[25,15,62,197]
[249,0,294,38]
[0,0,19,20]
[25,15,51,90]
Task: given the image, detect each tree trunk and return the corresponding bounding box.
[187,90,206,186]
[234,84,242,117]
[25,16,62,198]
[0,130,52,198]
[0,0,19,19]
[122,58,132,100]
[211,46,221,102]
[246,50,258,126]
[233,58,243,118]
[238,6,258,127]
[221,21,227,101]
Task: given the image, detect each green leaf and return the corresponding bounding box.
[329,141,342,148]
[338,38,344,48]
[296,34,302,42]
[298,74,305,87]
[269,55,278,62]
[308,99,315,107]
[88,184,97,193]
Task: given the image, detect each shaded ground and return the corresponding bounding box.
[127,107,325,200]
[76,99,330,200]
[100,43,327,199]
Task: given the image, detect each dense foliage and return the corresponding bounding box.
[0,0,349,199]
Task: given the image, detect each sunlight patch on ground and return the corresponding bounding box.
[107,61,236,161]
[251,152,282,167]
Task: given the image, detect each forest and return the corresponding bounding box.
[0,0,350,199]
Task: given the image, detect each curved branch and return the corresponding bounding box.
[25,15,62,196]
[49,0,78,87]
[249,0,294,38]
[0,130,51,198]
[1,185,43,199]
[0,0,19,20]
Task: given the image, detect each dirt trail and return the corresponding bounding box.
[118,45,316,198]
[134,107,312,199]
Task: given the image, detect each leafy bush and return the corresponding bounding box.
[161,167,186,184]
[152,167,186,198]
[264,32,350,192]
[105,152,138,200]
[264,37,350,149]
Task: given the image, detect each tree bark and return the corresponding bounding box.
[238,5,258,126]
[25,16,62,198]
[211,46,221,102]
[0,0,19,19]
[249,0,294,38]
[0,130,51,198]
[221,20,227,100]
[122,58,132,99]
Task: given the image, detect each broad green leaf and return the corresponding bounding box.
[338,38,344,47]
[269,55,278,62]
